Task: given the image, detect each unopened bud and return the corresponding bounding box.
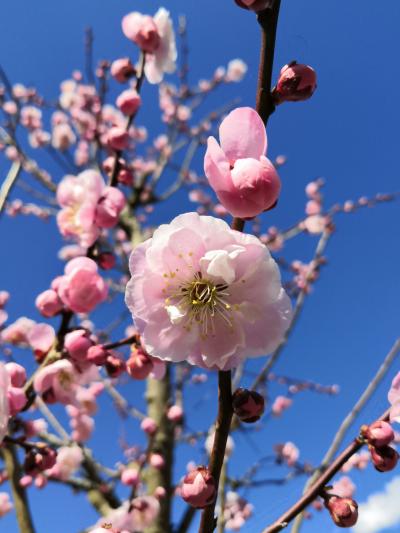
[369,444,399,472]
[325,496,358,528]
[181,466,216,509]
[234,0,274,12]
[274,61,317,104]
[362,421,395,448]
[232,388,265,423]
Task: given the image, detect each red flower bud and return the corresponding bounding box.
[369,444,399,472]
[363,421,395,448]
[98,252,116,271]
[232,388,265,423]
[87,345,109,366]
[274,61,317,104]
[181,466,216,509]
[325,496,358,528]
[234,0,274,12]
[126,347,154,380]
[105,354,126,378]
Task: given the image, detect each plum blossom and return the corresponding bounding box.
[92,498,160,532]
[46,445,83,480]
[125,212,291,370]
[204,107,281,218]
[122,8,177,84]
[57,170,125,248]
[0,493,13,517]
[57,257,108,314]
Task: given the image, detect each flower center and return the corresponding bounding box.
[165,271,233,337]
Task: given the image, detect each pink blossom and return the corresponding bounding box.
[56,170,104,248]
[125,212,291,370]
[331,476,356,499]
[94,187,126,229]
[27,323,56,357]
[141,417,158,436]
[8,386,27,415]
[235,0,274,11]
[167,405,183,423]
[52,123,76,151]
[1,317,35,345]
[123,8,177,85]
[388,372,400,423]
[107,127,130,151]
[204,107,281,218]
[126,347,154,380]
[5,362,26,388]
[0,365,9,442]
[275,442,299,467]
[271,395,292,416]
[93,498,160,532]
[325,497,358,528]
[64,329,94,362]
[121,468,139,486]
[0,291,10,307]
[0,493,13,517]
[302,214,329,234]
[57,257,108,314]
[111,58,136,83]
[46,445,83,480]
[149,453,165,470]
[35,289,63,317]
[116,89,142,116]
[181,466,216,509]
[225,59,248,82]
[33,360,78,404]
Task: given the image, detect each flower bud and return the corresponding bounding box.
[122,13,161,53]
[97,252,116,271]
[325,496,358,528]
[87,345,109,366]
[8,387,27,415]
[141,417,158,436]
[110,58,136,83]
[24,447,57,476]
[369,444,399,472]
[167,405,183,423]
[232,388,265,423]
[274,62,317,103]
[105,354,126,378]
[95,187,126,229]
[35,289,63,318]
[116,89,142,116]
[107,126,129,151]
[181,466,216,509]
[5,362,27,388]
[362,421,395,448]
[121,467,139,486]
[234,0,274,12]
[64,329,93,362]
[149,453,165,470]
[126,347,154,380]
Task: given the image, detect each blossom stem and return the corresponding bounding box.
[256,1,282,125]
[291,338,400,533]
[2,443,36,533]
[261,407,391,533]
[109,52,146,187]
[198,371,233,533]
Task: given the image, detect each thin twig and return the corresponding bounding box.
[0,161,22,214]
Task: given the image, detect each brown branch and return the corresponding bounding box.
[256,1,282,125]
[198,371,233,533]
[2,444,36,533]
[261,408,391,533]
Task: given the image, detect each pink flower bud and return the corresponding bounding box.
[5,362,27,388]
[19,475,33,488]
[116,89,142,116]
[232,388,265,423]
[87,345,109,366]
[121,467,139,486]
[126,347,154,380]
[94,187,126,229]
[110,58,136,83]
[122,13,161,53]
[149,453,165,470]
[98,252,116,271]
[8,387,27,415]
[369,444,399,472]
[167,405,183,423]
[154,486,166,499]
[35,290,63,318]
[64,330,93,362]
[24,447,57,476]
[141,417,158,436]
[274,62,317,103]
[105,354,126,378]
[234,0,274,11]
[325,497,358,528]
[181,466,216,509]
[363,421,395,448]
[107,126,129,151]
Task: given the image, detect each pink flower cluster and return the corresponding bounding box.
[223,492,253,531]
[57,170,126,248]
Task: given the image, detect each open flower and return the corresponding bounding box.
[125,212,291,370]
[204,107,281,218]
[122,8,177,85]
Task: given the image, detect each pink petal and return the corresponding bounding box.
[204,137,234,193]
[219,107,267,164]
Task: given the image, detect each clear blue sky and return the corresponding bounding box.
[0,1,399,532]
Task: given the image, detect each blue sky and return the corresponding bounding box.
[0,1,399,532]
